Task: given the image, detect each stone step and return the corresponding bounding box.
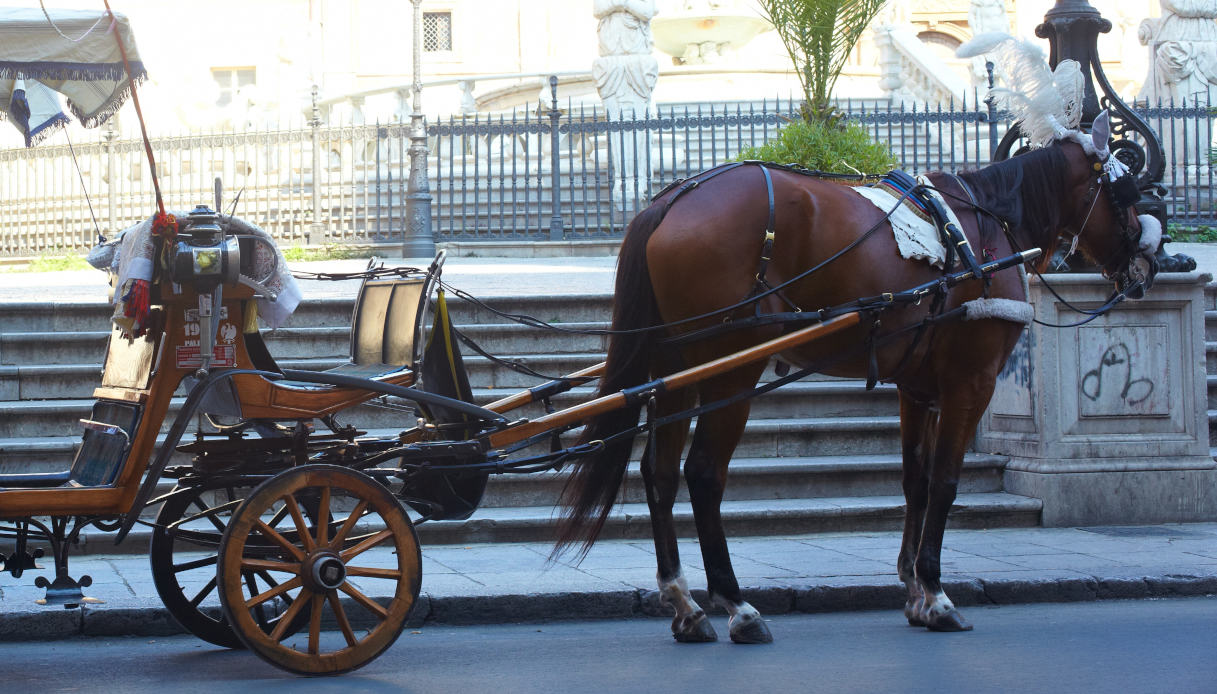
[409,492,1042,544]
[0,341,861,398]
[78,491,1037,555]
[474,453,1007,508]
[0,414,904,474]
[0,292,615,333]
[0,320,612,366]
[0,379,898,440]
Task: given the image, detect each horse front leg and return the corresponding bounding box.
[897,391,934,627]
[641,392,717,642]
[911,402,988,632]
[686,367,773,644]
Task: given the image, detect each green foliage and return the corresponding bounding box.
[734,117,899,175]
[280,244,377,262]
[1167,224,1217,243]
[757,0,889,123]
[1,251,92,273]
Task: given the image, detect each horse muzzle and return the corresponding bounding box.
[1117,252,1157,300]
[1118,213,1163,300]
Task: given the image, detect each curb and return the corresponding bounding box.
[5,571,1216,642]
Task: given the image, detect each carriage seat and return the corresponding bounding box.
[216,269,434,419]
[269,273,428,385]
[0,405,138,490]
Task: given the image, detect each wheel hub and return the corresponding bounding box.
[303,551,347,592]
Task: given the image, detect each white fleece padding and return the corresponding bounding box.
[1137,214,1162,252]
[963,297,1034,324]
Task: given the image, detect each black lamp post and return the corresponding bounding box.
[995,0,1195,272]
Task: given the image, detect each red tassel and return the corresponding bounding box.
[152,212,178,239]
[122,279,151,336]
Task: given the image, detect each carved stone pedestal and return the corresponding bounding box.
[976,271,1217,526]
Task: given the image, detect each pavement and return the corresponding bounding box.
[1,242,1216,641]
[3,524,1217,640]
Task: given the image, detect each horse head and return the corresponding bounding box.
[1061,111,1159,300]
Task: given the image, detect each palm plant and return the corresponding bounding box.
[757,0,889,123]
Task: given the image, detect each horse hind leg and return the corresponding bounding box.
[642,391,716,642]
[686,368,773,644]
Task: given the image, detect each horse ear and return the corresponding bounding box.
[1091,110,1112,157]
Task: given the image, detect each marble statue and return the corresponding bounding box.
[1139,0,1217,180]
[968,0,1011,86]
[1139,0,1217,104]
[593,0,659,208]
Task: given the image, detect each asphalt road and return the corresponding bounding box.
[6,598,1215,693]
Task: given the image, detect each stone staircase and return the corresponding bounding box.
[0,283,1054,551]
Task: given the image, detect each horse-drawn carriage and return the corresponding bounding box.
[1,8,1161,676]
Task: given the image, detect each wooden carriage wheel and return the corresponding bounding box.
[217,465,421,675]
[150,482,306,649]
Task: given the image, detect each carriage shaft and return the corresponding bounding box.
[484,313,861,449]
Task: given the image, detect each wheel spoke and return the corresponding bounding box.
[188,576,218,609]
[328,500,369,550]
[282,495,316,553]
[338,582,388,619]
[240,557,301,574]
[308,593,324,655]
[326,592,358,647]
[187,496,234,533]
[340,529,393,562]
[345,565,403,580]
[189,497,227,532]
[269,587,313,641]
[253,519,305,562]
[245,576,302,609]
[174,554,219,574]
[315,486,331,547]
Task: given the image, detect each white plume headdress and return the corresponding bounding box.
[957,32,1085,150]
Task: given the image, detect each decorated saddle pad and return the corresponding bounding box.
[848,172,965,269]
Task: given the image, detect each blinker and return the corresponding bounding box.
[1109,172,1140,209]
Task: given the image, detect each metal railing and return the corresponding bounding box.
[1,89,1213,256]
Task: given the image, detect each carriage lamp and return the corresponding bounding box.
[171,204,241,290]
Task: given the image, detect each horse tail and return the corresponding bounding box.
[554,201,667,557]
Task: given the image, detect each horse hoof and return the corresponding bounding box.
[905,600,926,627]
[672,611,718,643]
[925,609,973,632]
[907,615,927,627]
[729,615,774,644]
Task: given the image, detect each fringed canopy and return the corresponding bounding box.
[0,8,146,146]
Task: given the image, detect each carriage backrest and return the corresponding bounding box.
[349,277,427,368]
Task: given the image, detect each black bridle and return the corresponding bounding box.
[1070,152,1145,278]
[939,144,1150,327]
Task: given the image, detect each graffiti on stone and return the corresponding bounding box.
[989,329,1033,417]
[1081,343,1154,405]
[1077,325,1168,417]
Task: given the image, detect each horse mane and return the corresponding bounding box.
[957,144,1070,253]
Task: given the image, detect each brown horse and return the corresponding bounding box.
[556,128,1158,643]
